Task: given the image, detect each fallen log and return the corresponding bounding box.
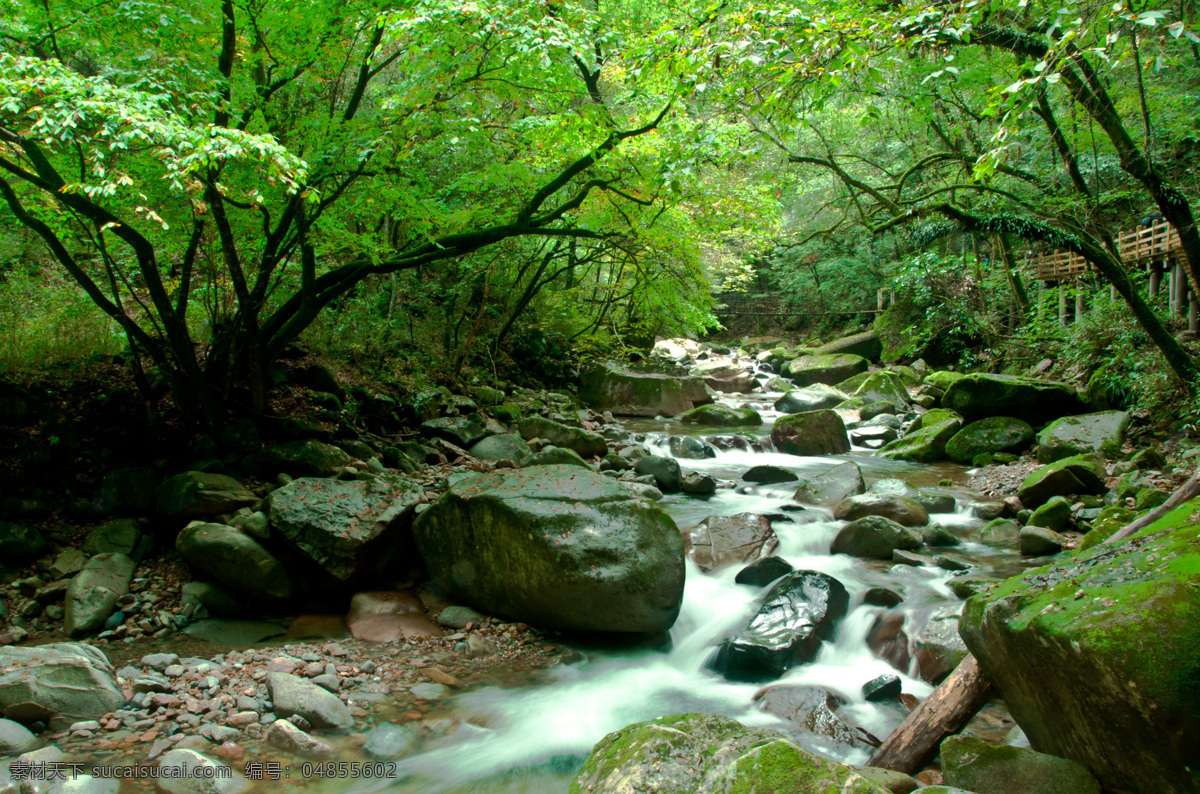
[866,653,994,774]
[1105,467,1200,545]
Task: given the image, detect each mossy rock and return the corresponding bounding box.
[924,370,966,391]
[959,498,1200,793]
[491,403,522,424]
[940,734,1100,794]
[873,301,925,364]
[1036,411,1130,464]
[942,374,1085,423]
[945,417,1035,464]
[578,362,712,418]
[786,354,870,388]
[1027,497,1072,532]
[878,413,963,463]
[676,405,763,427]
[1077,506,1137,552]
[771,410,850,456]
[814,330,883,361]
[1017,453,1106,509]
[1135,487,1169,510]
[851,370,911,409]
[518,416,607,458]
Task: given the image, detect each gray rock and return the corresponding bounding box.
[753,685,859,748]
[267,672,353,731]
[409,683,446,700]
[577,363,714,418]
[680,471,717,496]
[524,446,591,468]
[176,523,293,603]
[620,481,664,501]
[831,516,921,559]
[265,719,332,756]
[794,462,865,506]
[468,434,533,465]
[1036,410,1130,464]
[64,553,135,637]
[667,436,717,460]
[420,416,487,448]
[156,472,258,523]
[437,606,486,629]
[0,643,125,730]
[922,524,960,547]
[227,511,269,542]
[363,722,419,759]
[81,519,151,562]
[634,455,682,493]
[914,604,968,684]
[742,465,799,484]
[48,774,121,794]
[1019,526,1064,556]
[155,748,249,794]
[246,440,352,479]
[683,514,777,574]
[518,416,607,458]
[774,384,848,413]
[832,493,929,527]
[0,717,37,754]
[141,653,180,671]
[180,582,243,617]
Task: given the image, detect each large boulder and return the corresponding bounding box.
[710,570,849,680]
[830,516,921,560]
[651,337,700,364]
[156,472,259,523]
[676,405,763,426]
[518,416,607,458]
[878,410,963,463]
[794,462,865,506]
[940,735,1100,794]
[832,493,929,527]
[690,360,758,393]
[851,370,910,409]
[774,384,848,414]
[81,519,151,562]
[913,603,968,683]
[412,466,685,633]
[468,434,533,465]
[815,331,882,361]
[786,354,870,387]
[1016,453,1106,509]
[420,416,487,448]
[247,440,352,478]
[0,643,125,730]
[579,363,713,417]
[0,521,49,556]
[944,417,1035,464]
[771,410,850,456]
[176,523,294,603]
[1036,411,1130,464]
[64,553,136,637]
[635,455,682,493]
[941,374,1085,423]
[346,590,444,643]
[683,514,778,573]
[960,500,1200,793]
[265,475,423,585]
[569,713,889,794]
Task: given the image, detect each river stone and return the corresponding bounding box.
[468,434,533,465]
[420,416,487,448]
[155,472,258,523]
[267,671,353,730]
[771,410,850,456]
[913,604,967,684]
[525,447,590,468]
[183,619,286,645]
[346,591,444,643]
[850,425,898,448]
[676,404,763,426]
[0,717,37,754]
[690,360,757,393]
[743,465,798,484]
[0,643,125,730]
[99,467,159,513]
[833,494,928,527]
[363,722,420,759]
[860,401,897,421]
[1036,410,1130,463]
[684,514,778,574]
[266,718,332,756]
[734,556,795,587]
[569,713,889,794]
[622,481,664,501]
[1027,497,1071,532]
[668,436,717,460]
[867,478,919,499]
[851,370,910,409]
[961,499,1200,793]
[830,516,921,559]
[816,330,882,360]
[944,417,1036,464]
[518,416,607,458]
[786,353,870,387]
[753,685,859,748]
[774,384,848,414]
[852,767,921,794]
[412,466,685,633]
[710,570,849,680]
[923,523,960,547]
[247,440,352,478]
[940,735,1101,794]
[176,523,294,603]
[1017,453,1106,509]
[81,519,151,562]
[862,673,902,702]
[980,518,1021,547]
[1019,527,1063,556]
[155,748,249,794]
[878,410,963,463]
[680,472,717,496]
[578,363,713,418]
[941,374,1084,423]
[265,475,423,585]
[635,455,683,493]
[64,553,135,637]
[794,462,865,506]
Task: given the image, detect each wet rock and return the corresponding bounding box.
[774,384,848,414]
[676,405,763,426]
[786,353,870,388]
[753,685,860,747]
[941,374,1085,424]
[684,514,778,574]
[363,722,419,759]
[743,465,799,484]
[1036,411,1130,464]
[914,491,956,514]
[831,516,921,560]
[82,519,151,562]
[437,605,485,629]
[1027,497,1071,532]
[420,416,488,448]
[794,462,865,506]
[864,587,903,608]
[468,434,533,465]
[690,360,758,393]
[862,674,902,702]
[972,501,1006,520]
[980,518,1021,547]
[947,574,1000,599]
[578,363,713,418]
[518,416,607,458]
[621,481,664,501]
[176,523,294,603]
[634,455,682,493]
[944,417,1035,464]
[914,604,967,684]
[850,425,899,448]
[267,672,353,731]
[735,556,795,587]
[266,719,332,756]
[710,570,849,680]
[879,409,963,463]
[246,439,353,479]
[156,472,259,523]
[771,410,850,456]
[1017,454,1106,509]
[1019,526,1063,556]
[180,582,243,617]
[413,466,685,633]
[64,552,135,637]
[155,748,248,794]
[851,767,921,794]
[940,735,1101,794]
[860,401,898,421]
[867,479,920,499]
[0,643,125,730]
[0,717,37,754]
[50,548,88,578]
[833,494,928,527]
[667,436,717,459]
[923,524,960,547]
[266,475,423,585]
[680,472,717,496]
[892,549,933,566]
[347,591,444,643]
[525,447,590,468]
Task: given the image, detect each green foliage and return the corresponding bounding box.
[0,268,122,368]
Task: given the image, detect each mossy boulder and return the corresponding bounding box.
[830,516,921,559]
[944,417,1035,464]
[468,434,533,465]
[815,331,883,361]
[412,466,685,633]
[851,370,911,409]
[940,734,1100,794]
[1077,506,1137,552]
[924,370,966,391]
[518,416,607,458]
[419,416,488,448]
[771,410,850,456]
[155,472,260,523]
[774,384,848,413]
[959,498,1200,793]
[247,440,352,479]
[569,713,889,794]
[786,354,870,388]
[794,462,866,506]
[878,412,963,463]
[578,362,713,418]
[1026,496,1072,532]
[1036,411,1130,464]
[1017,453,1106,509]
[676,405,763,427]
[873,302,925,364]
[176,522,294,604]
[832,493,929,527]
[492,403,522,424]
[942,374,1085,423]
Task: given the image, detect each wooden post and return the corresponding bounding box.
[1169,265,1177,310]
[867,654,994,774]
[1191,288,1198,333]
[1177,262,1189,316]
[1075,284,1085,320]
[877,289,885,311]
[1110,285,1117,302]
[1059,285,1068,326]
[1150,261,1162,300]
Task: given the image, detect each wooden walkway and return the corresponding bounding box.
[1022,219,1182,280]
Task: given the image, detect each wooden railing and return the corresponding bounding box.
[1022,219,1181,281]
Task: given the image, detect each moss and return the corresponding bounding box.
[924,370,966,391]
[676,405,763,427]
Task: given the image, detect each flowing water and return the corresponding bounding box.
[307,385,1035,793]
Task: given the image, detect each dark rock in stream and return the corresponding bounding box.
[709,570,849,681]
[771,410,851,456]
[794,461,865,506]
[742,465,799,484]
[735,556,795,587]
[683,514,777,574]
[862,674,902,702]
[753,685,861,748]
[831,516,921,560]
[667,436,716,460]
[913,604,968,684]
[833,493,929,527]
[634,455,682,493]
[680,471,717,496]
